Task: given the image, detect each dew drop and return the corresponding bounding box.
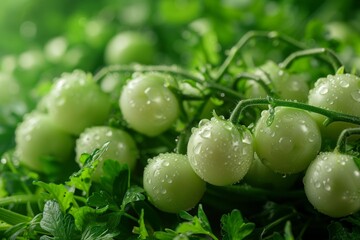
[198,119,209,127]
[318,85,329,95]
[193,143,202,155]
[200,128,212,139]
[324,184,331,191]
[339,80,350,88]
[314,181,321,188]
[351,90,360,102]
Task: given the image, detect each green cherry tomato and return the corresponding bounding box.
[187,116,254,186]
[104,31,156,65]
[254,107,321,174]
[76,126,138,182]
[143,153,206,213]
[244,60,309,102]
[14,112,75,173]
[243,153,299,190]
[119,72,180,136]
[45,70,111,135]
[308,73,360,140]
[303,152,360,218]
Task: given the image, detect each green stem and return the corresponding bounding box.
[279,48,343,73]
[214,31,306,81]
[94,64,205,83]
[0,208,31,225]
[207,81,243,99]
[260,213,296,240]
[229,98,360,126]
[3,153,32,195]
[0,194,38,207]
[335,128,360,154]
[232,72,278,98]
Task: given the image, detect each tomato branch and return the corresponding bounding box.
[279,47,343,73]
[214,31,306,82]
[229,97,360,126]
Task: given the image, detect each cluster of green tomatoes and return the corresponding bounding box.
[11,31,360,220]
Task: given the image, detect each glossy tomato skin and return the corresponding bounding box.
[45,70,111,135]
[75,126,138,181]
[14,112,74,173]
[308,73,360,140]
[187,117,254,186]
[254,107,321,174]
[143,153,206,213]
[119,72,180,137]
[104,31,156,65]
[303,152,360,218]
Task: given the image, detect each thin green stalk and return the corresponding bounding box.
[0,208,31,225]
[214,31,306,82]
[232,72,278,98]
[3,153,32,195]
[279,48,343,73]
[94,64,205,83]
[0,194,38,207]
[229,98,360,126]
[260,213,296,240]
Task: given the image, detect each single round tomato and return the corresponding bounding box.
[143,153,206,213]
[119,72,180,137]
[14,112,75,173]
[104,31,156,65]
[45,70,111,135]
[303,151,360,218]
[308,73,360,140]
[254,107,321,174]
[187,116,254,186]
[75,126,138,181]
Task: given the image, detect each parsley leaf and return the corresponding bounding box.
[221,209,255,240]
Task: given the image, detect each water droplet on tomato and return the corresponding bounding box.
[339,80,350,88]
[351,90,360,102]
[318,85,328,95]
[198,119,209,127]
[193,143,202,155]
[200,128,211,139]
